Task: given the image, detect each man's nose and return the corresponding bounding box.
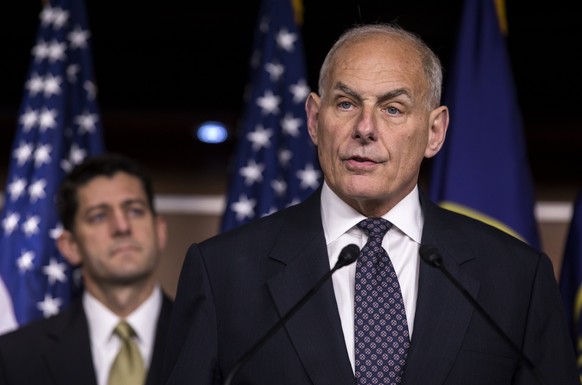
[110,210,131,235]
[353,107,378,143]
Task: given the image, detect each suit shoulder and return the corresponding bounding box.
[426,200,541,257]
[202,196,316,248]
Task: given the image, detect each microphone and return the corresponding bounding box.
[419,244,548,385]
[222,243,360,385]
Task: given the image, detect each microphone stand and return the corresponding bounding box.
[222,244,360,385]
[420,245,548,385]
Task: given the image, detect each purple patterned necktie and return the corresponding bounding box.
[354,218,410,384]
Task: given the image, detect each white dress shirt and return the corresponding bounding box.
[84,286,162,385]
[320,182,423,372]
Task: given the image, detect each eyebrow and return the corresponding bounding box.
[83,198,148,214]
[333,81,413,104]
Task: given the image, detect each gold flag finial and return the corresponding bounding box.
[291,0,304,26]
[494,0,509,35]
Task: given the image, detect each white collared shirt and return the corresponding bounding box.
[84,286,162,385]
[320,182,423,372]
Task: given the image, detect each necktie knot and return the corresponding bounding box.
[114,320,136,342]
[357,217,392,240]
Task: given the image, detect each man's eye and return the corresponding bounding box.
[87,212,106,223]
[127,207,146,217]
[385,106,401,115]
[338,101,353,109]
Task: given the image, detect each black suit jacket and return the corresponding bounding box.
[163,190,579,385]
[0,292,173,385]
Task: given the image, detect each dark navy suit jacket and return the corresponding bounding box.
[163,190,578,385]
[0,292,172,385]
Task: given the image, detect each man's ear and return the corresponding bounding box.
[425,105,449,158]
[305,92,321,146]
[56,230,82,266]
[155,216,168,253]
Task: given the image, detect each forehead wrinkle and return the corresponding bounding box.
[334,81,362,102]
[333,81,413,105]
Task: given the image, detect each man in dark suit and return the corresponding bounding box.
[162,24,579,384]
[0,154,172,385]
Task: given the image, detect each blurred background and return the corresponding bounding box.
[1,0,581,294]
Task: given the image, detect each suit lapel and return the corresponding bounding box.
[267,192,356,385]
[402,195,479,384]
[146,294,173,385]
[43,300,97,385]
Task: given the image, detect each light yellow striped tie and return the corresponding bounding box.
[108,321,145,385]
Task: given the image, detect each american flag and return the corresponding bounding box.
[0,0,103,334]
[220,0,321,232]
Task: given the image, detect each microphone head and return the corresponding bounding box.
[419,244,443,267]
[335,244,360,268]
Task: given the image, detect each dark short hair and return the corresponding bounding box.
[57,153,156,231]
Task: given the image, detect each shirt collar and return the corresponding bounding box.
[84,285,162,346]
[321,182,423,244]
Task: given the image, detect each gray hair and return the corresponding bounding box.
[317,23,443,109]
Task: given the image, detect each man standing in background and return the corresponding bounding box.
[0,154,172,385]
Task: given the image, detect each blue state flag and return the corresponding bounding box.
[559,189,582,379]
[429,0,540,248]
[0,0,103,334]
[220,0,321,232]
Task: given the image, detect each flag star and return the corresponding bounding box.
[19,108,38,131]
[278,149,292,167]
[47,40,67,62]
[240,159,265,186]
[26,73,45,96]
[17,250,35,272]
[256,90,281,115]
[13,142,34,165]
[2,212,20,235]
[276,28,297,52]
[263,207,278,217]
[49,223,63,240]
[37,294,63,318]
[51,7,69,29]
[22,216,41,237]
[34,143,52,167]
[287,197,301,207]
[69,143,87,164]
[265,62,285,82]
[84,81,97,100]
[28,179,47,202]
[74,111,99,133]
[43,258,68,285]
[290,79,310,104]
[67,64,80,83]
[43,74,62,97]
[271,179,287,196]
[280,113,302,137]
[231,195,256,221]
[246,124,273,151]
[40,6,55,26]
[8,177,27,201]
[68,26,90,49]
[296,163,322,190]
[61,144,87,172]
[32,40,49,61]
[38,108,58,131]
